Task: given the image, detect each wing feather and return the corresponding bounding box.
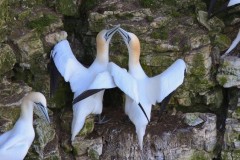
[51,40,87,92]
[108,62,139,102]
[148,59,186,104]
[51,40,86,81]
[228,0,240,7]
[72,71,116,104]
[88,71,116,90]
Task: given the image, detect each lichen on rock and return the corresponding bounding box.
[217,56,240,88]
[0,44,16,76]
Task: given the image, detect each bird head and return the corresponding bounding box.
[96,25,120,48]
[95,25,120,60]
[26,92,50,123]
[117,27,141,62]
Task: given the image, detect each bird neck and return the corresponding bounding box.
[128,48,140,68]
[96,50,109,64]
[19,100,34,124]
[128,56,148,79]
[96,41,109,64]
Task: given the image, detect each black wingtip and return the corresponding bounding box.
[138,103,150,123]
[72,89,104,105]
[159,91,175,118]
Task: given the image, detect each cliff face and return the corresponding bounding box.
[0,0,239,159]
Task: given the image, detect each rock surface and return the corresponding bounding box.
[217,56,240,88]
[0,0,239,159]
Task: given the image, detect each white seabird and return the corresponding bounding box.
[108,28,186,149]
[50,25,120,141]
[221,29,240,58]
[208,0,240,18]
[0,92,50,160]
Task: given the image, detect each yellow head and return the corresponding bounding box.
[23,92,50,123]
[117,28,140,64]
[96,25,120,55]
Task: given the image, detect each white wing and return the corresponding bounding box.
[51,40,87,92]
[0,132,25,150]
[0,131,11,146]
[228,0,240,7]
[222,29,240,57]
[88,71,116,90]
[148,59,186,104]
[108,62,139,102]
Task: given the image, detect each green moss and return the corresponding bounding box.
[218,76,228,86]
[221,150,231,160]
[0,107,20,123]
[0,0,9,27]
[163,0,176,6]
[80,0,99,13]
[72,147,78,156]
[190,54,206,76]
[222,61,230,68]
[188,53,213,93]
[232,150,240,159]
[56,0,78,16]
[140,64,153,76]
[139,0,156,8]
[18,9,31,21]
[214,34,231,51]
[190,150,213,160]
[88,149,99,160]
[115,13,134,20]
[0,44,16,75]
[18,0,46,7]
[150,26,169,40]
[27,14,58,32]
[50,81,73,109]
[110,54,128,67]
[106,5,117,11]
[146,15,154,22]
[236,107,240,115]
[79,116,94,136]
[90,22,106,33]
[232,107,240,119]
[171,10,181,17]
[182,44,191,52]
[190,154,208,160]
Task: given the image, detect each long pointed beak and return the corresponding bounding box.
[35,102,51,123]
[118,28,131,44]
[105,24,120,40]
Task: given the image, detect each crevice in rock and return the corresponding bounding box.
[5,40,22,63]
[214,87,229,159]
[51,106,75,160]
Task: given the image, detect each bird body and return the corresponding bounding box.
[228,0,240,7]
[0,92,50,160]
[109,28,186,149]
[51,25,120,141]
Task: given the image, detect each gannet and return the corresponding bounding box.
[0,92,50,160]
[221,29,240,58]
[208,0,240,18]
[50,25,120,141]
[108,28,186,149]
